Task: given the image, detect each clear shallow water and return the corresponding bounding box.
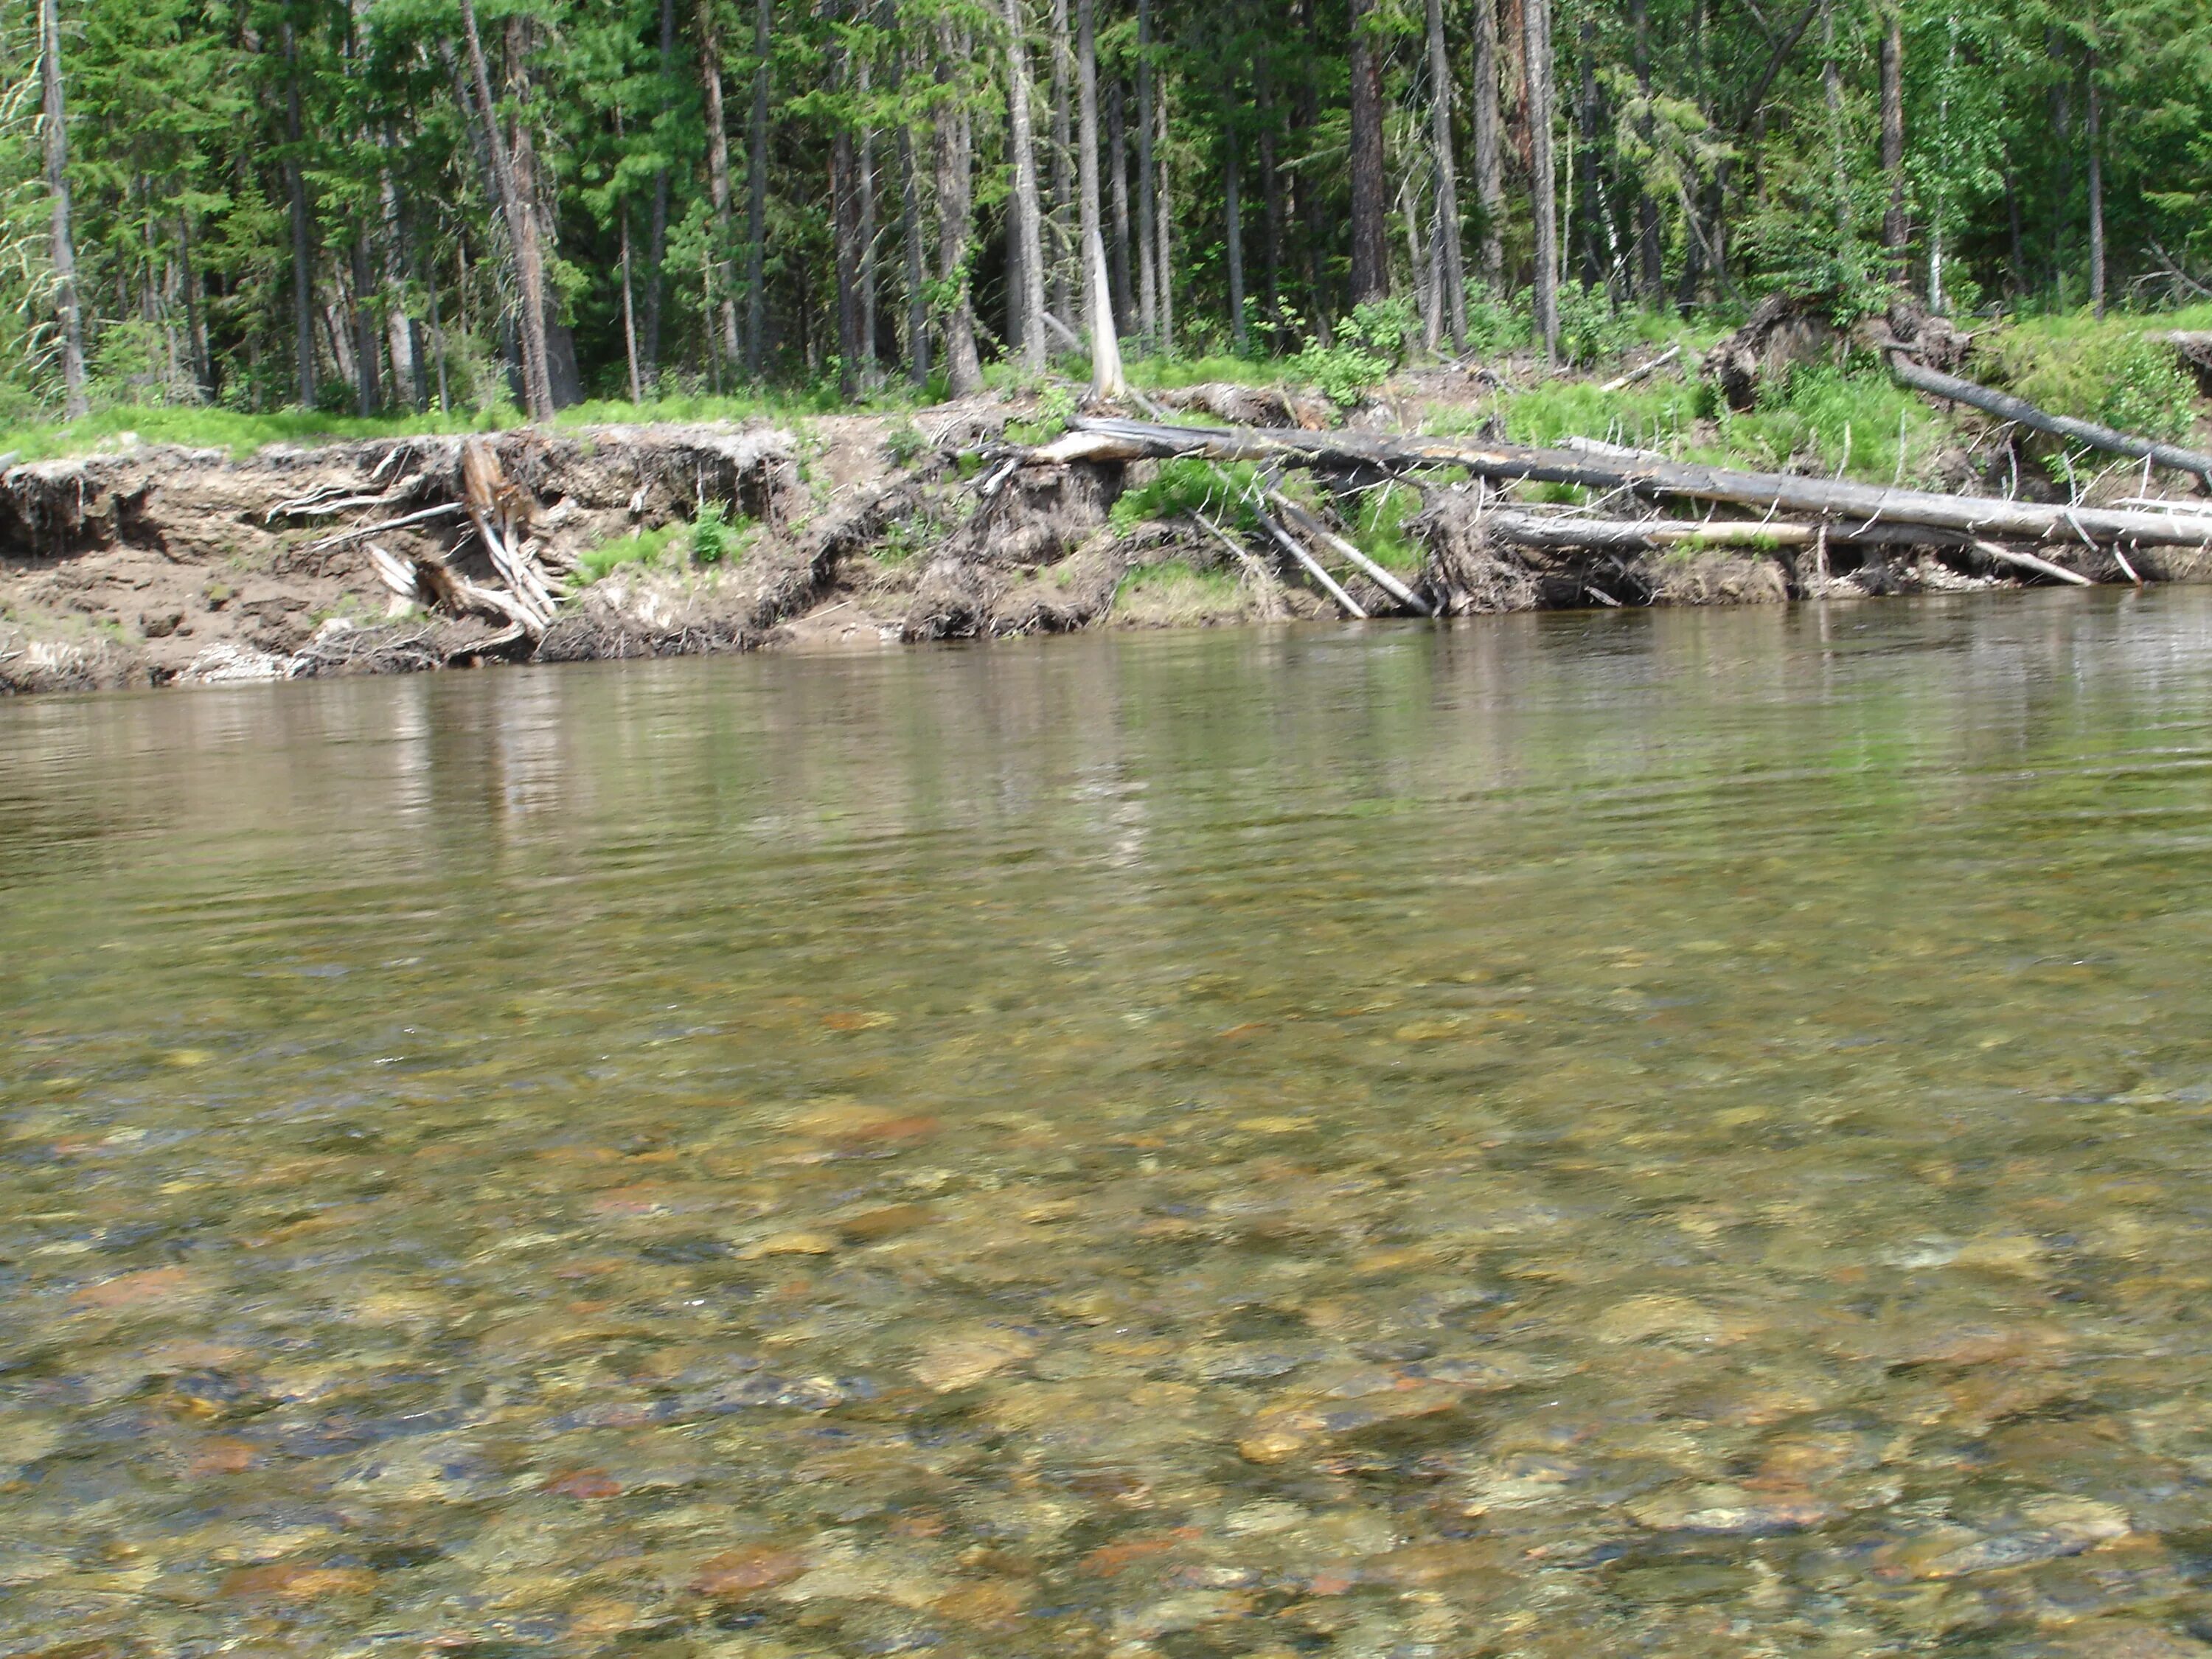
[7,594,2212,1657]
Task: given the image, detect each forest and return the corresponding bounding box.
[6,0,2212,427]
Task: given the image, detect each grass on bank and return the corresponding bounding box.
[572,501,754,588]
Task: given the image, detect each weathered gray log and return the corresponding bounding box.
[1479,512,1963,552]
[1884,348,2212,487]
[1969,540,2094,588]
[1267,490,1433,613]
[1035,418,2212,548]
[1250,501,1365,617]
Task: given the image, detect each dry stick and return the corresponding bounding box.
[1267,491,1432,613]
[1885,348,2212,487]
[301,501,464,553]
[1249,497,1366,616]
[1041,418,2212,549]
[1187,510,1282,605]
[1971,540,2095,587]
[1599,343,1683,394]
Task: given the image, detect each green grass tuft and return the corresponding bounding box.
[1110,455,1263,535]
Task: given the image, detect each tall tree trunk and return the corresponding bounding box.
[1347,0,1390,305]
[935,27,983,394]
[38,0,87,417]
[1257,67,1284,328]
[282,21,316,410]
[2085,44,2105,319]
[700,0,743,380]
[1879,1,1906,280]
[1107,80,1133,334]
[832,4,862,394]
[380,169,423,408]
[1523,0,1559,363]
[1155,74,1175,352]
[745,0,770,374]
[1472,0,1505,291]
[1049,0,1074,327]
[1426,0,1467,347]
[859,49,878,375]
[1575,17,1601,290]
[620,204,643,401]
[1006,0,1047,370]
[1632,0,1661,300]
[178,215,211,396]
[1135,0,1158,350]
[458,0,553,419]
[1225,125,1248,354]
[891,35,927,386]
[1823,0,1850,239]
[350,234,382,413]
[1076,0,1124,394]
[642,0,675,383]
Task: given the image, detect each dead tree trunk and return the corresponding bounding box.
[935,27,984,395]
[458,0,553,420]
[1006,0,1048,371]
[1043,415,2212,548]
[2085,44,2107,319]
[1077,0,1124,394]
[1472,0,1504,292]
[1885,350,2212,486]
[1425,0,1467,347]
[39,0,88,418]
[1523,0,1559,361]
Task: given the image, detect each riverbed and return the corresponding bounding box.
[7,593,2212,1655]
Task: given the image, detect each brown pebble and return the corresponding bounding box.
[691,1545,807,1598]
[220,1563,376,1599]
[541,1468,624,1500]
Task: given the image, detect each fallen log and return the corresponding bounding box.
[1882,347,2212,487]
[1267,491,1432,613]
[1478,512,1964,553]
[1037,418,2212,549]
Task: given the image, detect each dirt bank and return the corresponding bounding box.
[1,366,2198,695]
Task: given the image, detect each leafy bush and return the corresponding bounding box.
[1291,296,1417,408]
[689,500,737,564]
[1554,286,1640,368]
[1006,381,1079,445]
[575,522,684,585]
[1697,362,1952,482]
[1461,291,1529,358]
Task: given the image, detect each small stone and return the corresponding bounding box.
[933,1578,1032,1627]
[691,1545,808,1599]
[541,1468,624,1500]
[742,1231,839,1258]
[220,1563,377,1599]
[914,1329,1038,1391]
[1625,1483,1835,1534]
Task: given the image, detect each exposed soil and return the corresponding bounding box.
[0,363,2194,696]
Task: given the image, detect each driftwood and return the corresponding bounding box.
[1035,418,2212,549]
[1600,344,1683,394]
[1267,490,1433,613]
[1883,347,2212,487]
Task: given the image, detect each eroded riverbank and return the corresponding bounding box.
[9,363,2205,696]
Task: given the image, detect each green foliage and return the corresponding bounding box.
[1349,482,1425,573]
[1497,379,1711,450]
[574,522,685,585]
[1110,456,1262,534]
[1290,297,1418,408]
[573,501,753,586]
[1554,287,1639,368]
[0,403,501,465]
[1701,364,1955,484]
[1006,381,1079,445]
[688,501,736,565]
[1982,316,2202,445]
[883,420,928,466]
[1461,291,1530,358]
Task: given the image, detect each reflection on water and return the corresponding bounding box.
[7,593,2212,1655]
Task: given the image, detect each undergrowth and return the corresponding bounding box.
[1111,560,1245,624]
[1110,456,1262,535]
[573,501,754,587]
[1980,309,2209,445]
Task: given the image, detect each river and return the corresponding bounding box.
[6,592,2212,1655]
